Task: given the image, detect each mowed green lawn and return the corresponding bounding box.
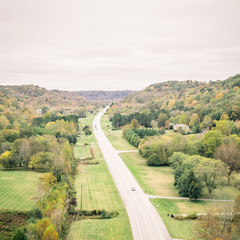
[0,170,42,211]
[68,114,132,240]
[120,152,179,197]
[101,115,137,151]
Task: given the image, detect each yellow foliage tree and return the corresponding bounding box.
[216,93,223,99]
[167,100,175,110]
[42,225,59,240]
[39,173,57,194]
[220,113,229,120]
[36,218,51,238]
[130,119,140,129]
[0,116,9,129]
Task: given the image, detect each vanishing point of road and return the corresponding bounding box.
[93,108,172,240]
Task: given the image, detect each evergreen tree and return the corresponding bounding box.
[187,171,202,200]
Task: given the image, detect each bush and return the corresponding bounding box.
[100,210,119,219]
[12,228,27,240]
[79,209,119,219]
[29,208,42,219]
[146,153,168,166]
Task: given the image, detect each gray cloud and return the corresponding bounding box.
[0,0,239,90]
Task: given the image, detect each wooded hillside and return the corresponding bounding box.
[109,74,240,130]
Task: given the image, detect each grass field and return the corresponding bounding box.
[0,170,42,211]
[101,115,137,151]
[68,113,133,240]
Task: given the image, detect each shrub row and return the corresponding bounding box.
[132,128,165,138]
[78,209,119,219]
[124,129,141,147]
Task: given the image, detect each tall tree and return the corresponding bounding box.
[0,151,17,168]
[214,140,240,183]
[177,170,202,200]
[130,119,140,129]
[11,139,30,167]
[29,152,54,170]
[189,113,200,128]
[157,113,169,128]
[200,130,223,158]
[195,158,229,199]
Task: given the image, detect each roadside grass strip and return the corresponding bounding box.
[0,170,42,211]
[151,198,233,240]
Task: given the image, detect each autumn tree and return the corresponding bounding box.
[29,152,54,170]
[50,207,63,233]
[35,218,51,239]
[196,204,234,240]
[196,194,240,239]
[0,151,17,168]
[214,140,240,183]
[42,225,59,240]
[130,119,140,129]
[0,116,9,129]
[220,113,230,120]
[157,113,169,128]
[215,92,223,99]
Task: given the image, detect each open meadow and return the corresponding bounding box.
[0,170,42,211]
[68,113,132,240]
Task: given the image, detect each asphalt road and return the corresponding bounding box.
[93,109,172,240]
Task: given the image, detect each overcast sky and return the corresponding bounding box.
[0,0,239,91]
